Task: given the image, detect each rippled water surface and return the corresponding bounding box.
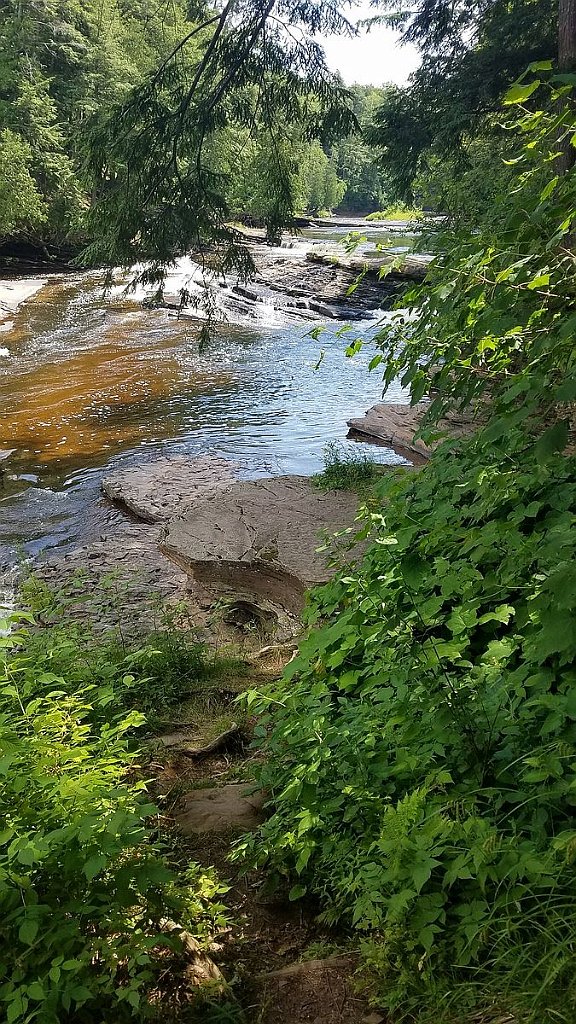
[0,249,408,562]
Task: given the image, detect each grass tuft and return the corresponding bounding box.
[312,441,381,494]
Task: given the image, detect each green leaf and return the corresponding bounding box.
[83,855,107,881]
[527,273,550,290]
[288,884,307,901]
[401,554,427,589]
[26,982,45,1002]
[478,604,515,625]
[555,377,576,401]
[539,177,559,202]
[18,918,38,946]
[535,420,569,463]
[503,80,540,105]
[528,60,553,72]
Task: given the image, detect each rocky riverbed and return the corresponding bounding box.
[31,455,365,643]
[0,216,436,631]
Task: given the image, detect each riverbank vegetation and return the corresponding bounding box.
[0,599,236,1023]
[312,441,382,493]
[239,67,576,1022]
[365,205,422,222]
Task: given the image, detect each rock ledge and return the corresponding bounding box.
[161,475,362,614]
[347,403,477,460]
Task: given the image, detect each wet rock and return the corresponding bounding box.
[161,476,362,615]
[307,249,431,282]
[0,278,48,324]
[307,298,337,318]
[176,784,266,834]
[253,245,393,313]
[233,283,262,303]
[102,454,237,523]
[347,402,478,461]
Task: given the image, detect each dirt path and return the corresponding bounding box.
[148,640,376,1024]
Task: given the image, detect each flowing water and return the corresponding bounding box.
[0,228,413,568]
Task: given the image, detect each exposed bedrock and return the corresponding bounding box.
[160,475,363,615]
[347,403,478,461]
[102,454,238,523]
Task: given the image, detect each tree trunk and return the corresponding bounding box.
[557,0,576,172]
[559,0,576,71]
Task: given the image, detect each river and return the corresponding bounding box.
[0,223,415,569]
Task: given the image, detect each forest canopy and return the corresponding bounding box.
[0,0,391,257]
[1,0,562,261]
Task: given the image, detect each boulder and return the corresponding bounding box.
[160,476,361,614]
[176,784,266,834]
[102,454,237,523]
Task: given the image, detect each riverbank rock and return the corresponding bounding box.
[307,249,431,283]
[0,277,49,330]
[102,454,238,523]
[347,403,478,461]
[161,476,362,615]
[35,521,189,634]
[253,245,394,313]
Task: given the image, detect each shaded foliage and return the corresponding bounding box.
[368,0,556,204]
[0,613,228,1023]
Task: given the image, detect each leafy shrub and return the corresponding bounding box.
[365,204,422,221]
[241,436,576,1020]
[0,619,228,1023]
[237,72,576,1023]
[13,610,217,724]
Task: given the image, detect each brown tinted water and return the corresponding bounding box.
[0,267,407,564]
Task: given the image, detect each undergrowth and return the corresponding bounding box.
[0,578,241,1022]
[365,204,422,221]
[18,573,246,725]
[236,72,576,1023]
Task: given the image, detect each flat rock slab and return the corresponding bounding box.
[0,277,48,316]
[161,476,361,614]
[176,784,266,834]
[102,454,237,523]
[347,402,477,461]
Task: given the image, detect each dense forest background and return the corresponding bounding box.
[0,0,395,248]
[0,0,560,255]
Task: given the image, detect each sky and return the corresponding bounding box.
[319,6,420,87]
